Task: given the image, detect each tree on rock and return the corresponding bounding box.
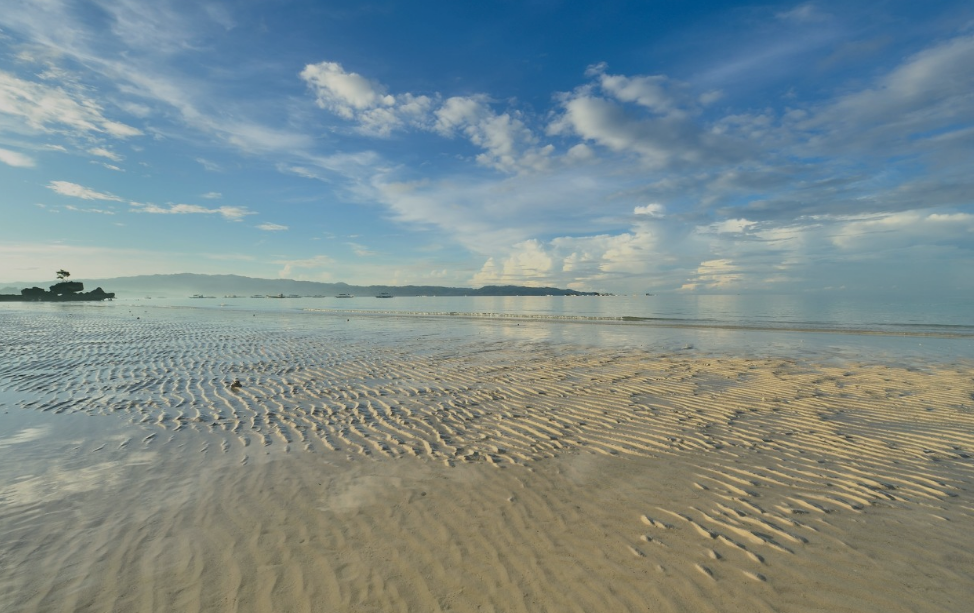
[56,269,70,280]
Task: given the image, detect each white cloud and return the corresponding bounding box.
[256,222,288,231]
[303,64,551,172]
[88,147,123,161]
[634,203,665,217]
[0,71,142,138]
[565,143,595,163]
[201,191,222,199]
[129,201,254,221]
[301,62,395,118]
[548,86,743,169]
[47,181,124,201]
[589,63,692,117]
[471,240,553,287]
[680,259,742,291]
[798,34,974,151]
[65,205,115,215]
[468,214,703,291]
[1,1,311,158]
[831,210,974,250]
[710,218,757,234]
[0,147,35,167]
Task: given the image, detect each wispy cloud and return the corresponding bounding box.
[65,204,116,215]
[196,158,223,172]
[1,0,308,159]
[0,147,35,167]
[47,181,124,201]
[88,147,123,161]
[256,222,288,231]
[129,202,254,221]
[347,242,376,256]
[0,70,142,138]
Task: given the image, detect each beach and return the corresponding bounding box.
[1,304,972,612]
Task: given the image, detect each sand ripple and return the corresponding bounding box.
[1,308,972,612]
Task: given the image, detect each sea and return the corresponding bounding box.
[8,292,966,367]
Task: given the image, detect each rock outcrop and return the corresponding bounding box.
[0,281,115,302]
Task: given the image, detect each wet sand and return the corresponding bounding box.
[1,307,972,611]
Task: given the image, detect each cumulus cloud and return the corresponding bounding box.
[302,62,551,172]
[301,62,395,118]
[468,214,704,290]
[680,259,742,291]
[301,61,435,136]
[0,147,35,167]
[300,30,974,294]
[587,63,693,117]
[47,181,124,201]
[470,240,554,286]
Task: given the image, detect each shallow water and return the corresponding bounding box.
[30,293,972,365]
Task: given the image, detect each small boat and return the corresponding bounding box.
[190,294,204,298]
[267,294,285,299]
[375,292,393,298]
[336,293,354,298]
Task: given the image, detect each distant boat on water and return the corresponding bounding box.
[375,292,393,298]
[336,293,354,298]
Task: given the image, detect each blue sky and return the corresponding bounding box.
[1,0,972,294]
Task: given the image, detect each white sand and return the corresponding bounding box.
[1,308,972,611]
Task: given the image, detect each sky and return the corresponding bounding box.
[1,0,972,294]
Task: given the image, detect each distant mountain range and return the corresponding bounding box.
[2,274,599,298]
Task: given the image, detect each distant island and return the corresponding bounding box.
[2,273,600,298]
[0,270,115,302]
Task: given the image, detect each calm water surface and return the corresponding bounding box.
[29,292,971,366]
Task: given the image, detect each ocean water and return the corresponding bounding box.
[13,292,968,365]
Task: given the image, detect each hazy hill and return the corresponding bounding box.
[5,274,597,298]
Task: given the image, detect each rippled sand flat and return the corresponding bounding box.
[1,307,972,612]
